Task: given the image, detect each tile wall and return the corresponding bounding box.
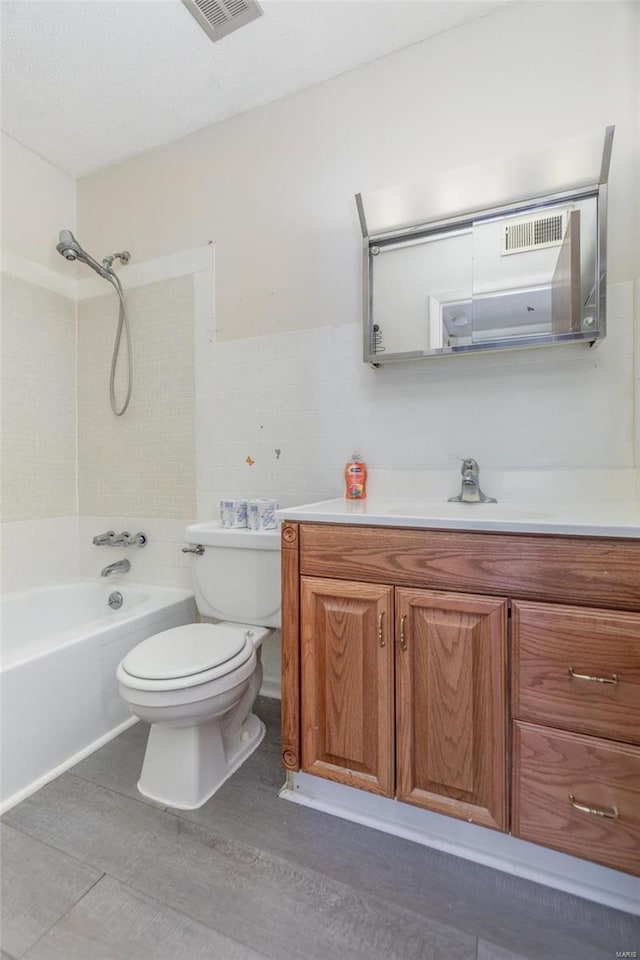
[77,274,196,519]
[196,281,636,517]
[1,271,77,592]
[1,274,77,521]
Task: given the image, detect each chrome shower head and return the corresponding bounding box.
[56,229,80,261]
[56,229,110,279]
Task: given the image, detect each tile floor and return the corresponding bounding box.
[1,698,639,959]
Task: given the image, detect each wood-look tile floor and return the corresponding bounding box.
[2,698,638,960]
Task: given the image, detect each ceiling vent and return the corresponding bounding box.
[501,209,570,256]
[182,0,263,44]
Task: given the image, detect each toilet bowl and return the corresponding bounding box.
[117,621,272,808]
[116,523,281,809]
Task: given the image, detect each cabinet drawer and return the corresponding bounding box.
[512,601,640,744]
[299,524,640,611]
[513,722,640,876]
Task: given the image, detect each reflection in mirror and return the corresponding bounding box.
[370,229,471,355]
[358,126,612,364]
[366,191,602,360]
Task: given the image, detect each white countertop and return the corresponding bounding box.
[276,497,640,539]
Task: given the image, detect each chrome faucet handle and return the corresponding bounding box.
[460,457,479,475]
[92,530,116,546]
[122,532,147,548]
[108,531,130,546]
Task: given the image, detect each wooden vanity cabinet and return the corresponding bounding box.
[299,577,508,826]
[281,521,640,873]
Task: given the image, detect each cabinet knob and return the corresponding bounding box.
[378,611,385,648]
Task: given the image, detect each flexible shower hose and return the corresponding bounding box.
[106,271,132,416]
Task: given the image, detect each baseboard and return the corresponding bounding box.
[281,772,640,917]
[259,678,281,700]
[0,716,138,815]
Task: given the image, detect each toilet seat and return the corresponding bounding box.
[117,622,260,693]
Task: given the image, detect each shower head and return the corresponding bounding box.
[56,229,111,279]
[56,229,80,261]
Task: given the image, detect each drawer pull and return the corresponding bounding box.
[378,611,385,648]
[569,794,620,819]
[399,614,407,652]
[568,667,618,685]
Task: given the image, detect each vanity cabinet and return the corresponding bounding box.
[281,521,640,874]
[299,575,508,828]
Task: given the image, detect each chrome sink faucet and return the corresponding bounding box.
[448,459,497,504]
[101,559,131,577]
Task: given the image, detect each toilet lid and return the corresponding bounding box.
[121,623,253,681]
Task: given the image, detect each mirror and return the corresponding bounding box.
[358,129,612,364]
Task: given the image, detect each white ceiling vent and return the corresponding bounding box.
[182,0,263,44]
[501,210,570,256]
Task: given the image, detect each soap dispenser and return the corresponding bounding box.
[344,453,367,500]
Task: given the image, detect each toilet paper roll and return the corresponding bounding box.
[220,499,248,528]
[247,499,278,531]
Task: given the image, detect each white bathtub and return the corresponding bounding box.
[0,578,196,812]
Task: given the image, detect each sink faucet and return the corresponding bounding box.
[448,459,497,504]
[101,558,131,577]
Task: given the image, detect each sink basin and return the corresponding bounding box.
[386,503,554,521]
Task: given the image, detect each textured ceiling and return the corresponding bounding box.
[1,0,503,178]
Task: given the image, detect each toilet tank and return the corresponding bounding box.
[183,523,281,627]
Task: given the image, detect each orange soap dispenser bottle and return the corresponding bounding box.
[345,452,367,500]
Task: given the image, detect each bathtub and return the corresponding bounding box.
[0,578,196,812]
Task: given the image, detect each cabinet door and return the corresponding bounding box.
[396,589,508,830]
[301,577,394,796]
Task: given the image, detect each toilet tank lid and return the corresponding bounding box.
[121,623,252,681]
[184,522,280,550]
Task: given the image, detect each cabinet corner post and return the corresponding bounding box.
[281,523,301,771]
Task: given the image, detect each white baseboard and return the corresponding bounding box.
[259,678,281,700]
[281,772,640,917]
[0,716,138,815]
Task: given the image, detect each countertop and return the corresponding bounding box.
[276,497,640,539]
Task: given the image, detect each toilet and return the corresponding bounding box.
[116,522,280,809]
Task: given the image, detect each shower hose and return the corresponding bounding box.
[106,271,133,417]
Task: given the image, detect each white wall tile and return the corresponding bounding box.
[78,516,190,589]
[77,275,196,519]
[194,282,637,519]
[1,517,78,593]
[1,275,77,522]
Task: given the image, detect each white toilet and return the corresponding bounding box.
[116,522,280,809]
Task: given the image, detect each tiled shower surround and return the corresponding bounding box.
[78,275,196,520]
[1,274,76,522]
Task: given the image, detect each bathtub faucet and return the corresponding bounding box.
[93,530,147,548]
[101,559,131,578]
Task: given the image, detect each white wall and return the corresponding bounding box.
[1,133,76,275]
[77,1,639,480]
[78,2,639,343]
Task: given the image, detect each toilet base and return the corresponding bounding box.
[136,712,265,809]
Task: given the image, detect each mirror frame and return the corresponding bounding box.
[357,128,613,366]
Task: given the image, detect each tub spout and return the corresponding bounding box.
[101,559,131,577]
